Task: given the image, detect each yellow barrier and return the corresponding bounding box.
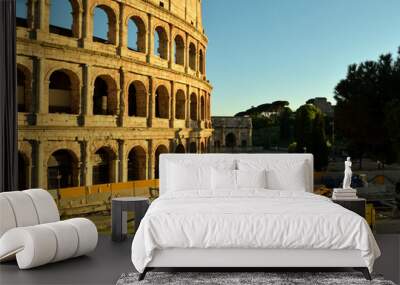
[51,179,159,216]
[365,203,376,229]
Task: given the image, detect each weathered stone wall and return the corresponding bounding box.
[16,0,212,190]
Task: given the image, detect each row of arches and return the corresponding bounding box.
[213,133,248,149]
[18,141,206,190]
[16,0,206,73]
[17,64,210,120]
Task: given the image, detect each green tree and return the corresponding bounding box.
[294,104,318,153]
[334,48,400,167]
[279,107,293,143]
[312,112,329,170]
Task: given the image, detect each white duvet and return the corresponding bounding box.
[131,190,380,273]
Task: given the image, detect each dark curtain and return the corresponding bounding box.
[0,0,17,192]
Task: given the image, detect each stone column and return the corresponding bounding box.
[148,140,154,179]
[147,14,153,63]
[113,159,119,183]
[119,140,127,182]
[170,81,175,127]
[81,0,92,47]
[168,24,174,68]
[82,64,92,117]
[195,41,200,77]
[83,141,92,186]
[148,76,154,127]
[118,2,126,55]
[34,140,45,189]
[119,68,126,126]
[185,33,189,73]
[34,57,47,114]
[185,85,190,128]
[34,0,49,40]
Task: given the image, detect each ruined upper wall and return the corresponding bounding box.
[147,0,203,32]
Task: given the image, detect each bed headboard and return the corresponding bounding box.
[159,153,314,195]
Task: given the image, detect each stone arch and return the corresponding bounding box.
[225,133,237,148]
[16,64,32,113]
[154,26,168,59]
[128,15,146,52]
[47,149,79,189]
[190,93,197,120]
[128,80,147,117]
[127,146,146,180]
[18,151,29,190]
[92,4,117,44]
[48,69,80,114]
[92,146,117,184]
[49,0,81,37]
[174,35,184,65]
[175,89,185,119]
[154,144,168,179]
[189,42,196,70]
[199,49,204,74]
[93,75,118,115]
[200,96,205,120]
[189,142,197,153]
[175,144,185,153]
[155,85,169,119]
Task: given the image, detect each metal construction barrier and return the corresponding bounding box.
[47,179,159,216]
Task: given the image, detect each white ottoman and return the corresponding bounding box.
[0,189,98,269]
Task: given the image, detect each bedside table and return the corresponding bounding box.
[332,198,366,218]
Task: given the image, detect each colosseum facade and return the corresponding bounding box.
[16,0,212,190]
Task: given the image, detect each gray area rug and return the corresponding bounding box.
[116,272,396,285]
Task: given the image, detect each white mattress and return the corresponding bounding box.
[131,190,380,273]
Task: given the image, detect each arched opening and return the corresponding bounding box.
[49,70,78,114]
[241,140,247,147]
[190,93,197,120]
[225,133,237,148]
[50,0,77,37]
[47,149,77,189]
[214,140,221,149]
[200,142,205,153]
[16,0,28,27]
[175,89,185,119]
[92,147,116,184]
[17,66,31,112]
[199,49,204,74]
[154,145,168,178]
[128,81,147,117]
[18,152,28,190]
[174,35,184,65]
[175,144,185,153]
[93,76,117,115]
[128,146,146,180]
[154,26,168,59]
[93,5,116,44]
[155,85,169,119]
[128,16,146,52]
[189,43,196,70]
[200,96,205,120]
[189,142,197,153]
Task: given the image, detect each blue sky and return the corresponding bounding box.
[202,0,400,115]
[17,0,400,115]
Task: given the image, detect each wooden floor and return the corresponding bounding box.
[0,234,399,285]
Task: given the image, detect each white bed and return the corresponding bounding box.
[131,154,380,280]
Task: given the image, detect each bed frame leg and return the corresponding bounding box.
[138,268,148,281]
[354,267,371,280]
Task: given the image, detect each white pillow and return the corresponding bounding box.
[211,168,237,190]
[236,169,267,189]
[168,162,211,191]
[237,159,308,191]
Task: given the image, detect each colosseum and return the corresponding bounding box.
[16,0,212,190]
